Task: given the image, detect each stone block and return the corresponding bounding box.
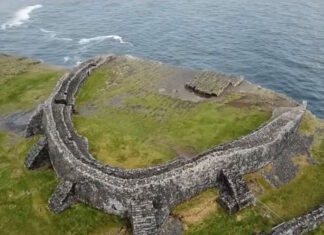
[217,169,256,214]
[25,103,44,137]
[24,136,50,169]
[130,200,158,235]
[48,180,75,214]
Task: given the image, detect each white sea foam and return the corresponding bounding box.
[40,28,53,34]
[57,37,73,42]
[78,35,131,45]
[40,28,73,41]
[1,5,42,30]
[40,28,56,37]
[63,56,70,63]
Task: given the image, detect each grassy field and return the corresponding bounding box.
[0,55,63,115]
[73,60,271,168]
[1,55,324,235]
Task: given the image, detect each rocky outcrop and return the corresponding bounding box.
[24,55,311,235]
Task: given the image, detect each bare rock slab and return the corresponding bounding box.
[0,111,32,134]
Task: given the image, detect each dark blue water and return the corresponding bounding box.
[0,0,323,117]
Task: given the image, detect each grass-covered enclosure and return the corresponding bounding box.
[73,57,271,168]
[0,54,323,235]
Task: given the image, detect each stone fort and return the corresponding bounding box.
[24,55,323,235]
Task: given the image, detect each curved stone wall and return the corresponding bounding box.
[25,56,308,235]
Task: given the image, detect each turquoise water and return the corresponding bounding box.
[0,0,323,117]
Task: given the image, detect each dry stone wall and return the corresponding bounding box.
[25,56,313,235]
[217,169,256,214]
[265,205,324,235]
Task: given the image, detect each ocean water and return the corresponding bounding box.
[0,0,323,117]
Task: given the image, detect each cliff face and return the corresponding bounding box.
[0,54,323,235]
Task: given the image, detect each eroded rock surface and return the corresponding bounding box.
[0,111,32,134]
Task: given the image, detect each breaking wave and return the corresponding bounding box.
[63,56,70,63]
[1,5,42,30]
[78,35,131,45]
[40,28,73,41]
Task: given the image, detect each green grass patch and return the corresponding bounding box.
[308,224,324,235]
[299,111,320,136]
[0,56,64,115]
[0,131,127,235]
[184,207,275,235]
[180,123,324,234]
[74,64,271,168]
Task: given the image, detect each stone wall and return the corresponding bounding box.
[25,56,310,235]
[265,205,324,235]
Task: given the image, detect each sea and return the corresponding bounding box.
[0,0,323,117]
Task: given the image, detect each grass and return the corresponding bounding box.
[0,55,128,235]
[73,60,271,168]
[174,115,324,234]
[0,55,64,115]
[73,104,270,168]
[0,131,127,235]
[308,225,324,235]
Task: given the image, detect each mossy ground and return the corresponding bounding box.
[1,55,324,235]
